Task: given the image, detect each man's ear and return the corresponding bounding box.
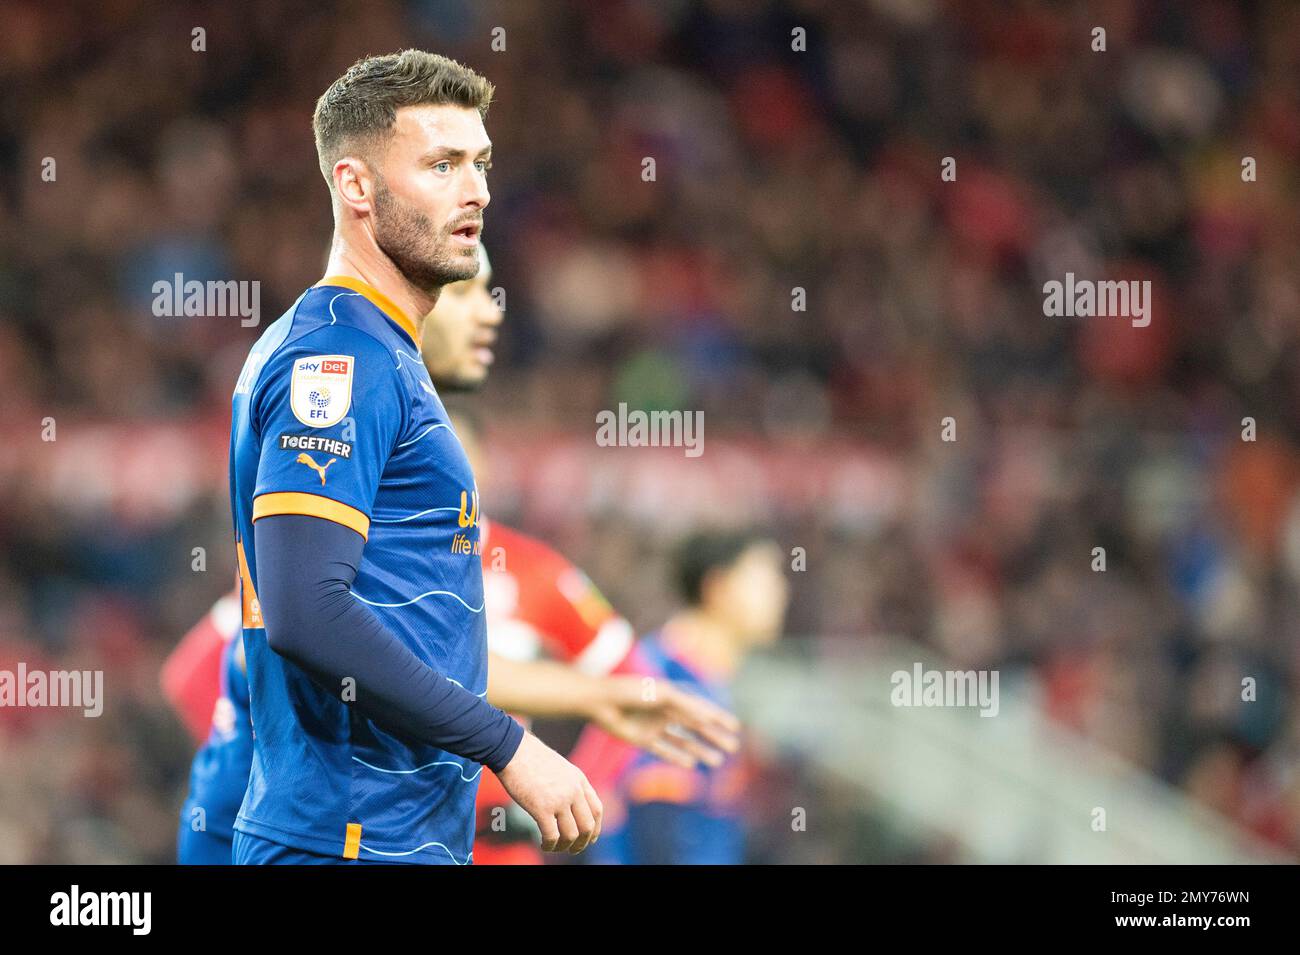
[333,156,374,215]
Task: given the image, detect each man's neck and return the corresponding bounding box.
[323,236,438,340]
[661,609,743,681]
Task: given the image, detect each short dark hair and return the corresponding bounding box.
[313,49,494,184]
[672,528,770,607]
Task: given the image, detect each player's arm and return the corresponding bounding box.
[489,547,740,766]
[256,515,600,853]
[250,332,524,766]
[488,654,740,769]
[257,514,523,768]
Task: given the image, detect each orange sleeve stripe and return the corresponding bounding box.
[343,822,362,860]
[252,492,370,540]
[235,540,264,629]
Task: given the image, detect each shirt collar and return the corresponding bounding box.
[316,275,420,348]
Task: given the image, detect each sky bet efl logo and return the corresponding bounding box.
[291,354,354,428]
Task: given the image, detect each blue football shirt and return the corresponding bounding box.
[591,630,747,865]
[229,276,488,864]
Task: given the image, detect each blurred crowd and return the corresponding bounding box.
[2,0,1300,862]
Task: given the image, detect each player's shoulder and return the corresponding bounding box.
[648,634,715,693]
[295,283,396,339]
[243,298,403,398]
[275,290,402,366]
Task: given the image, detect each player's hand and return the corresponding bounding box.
[587,676,742,770]
[496,731,602,853]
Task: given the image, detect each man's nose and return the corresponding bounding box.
[461,166,490,210]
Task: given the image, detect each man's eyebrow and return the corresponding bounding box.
[423,144,493,161]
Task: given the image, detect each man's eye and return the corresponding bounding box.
[476,160,492,173]
[434,161,452,173]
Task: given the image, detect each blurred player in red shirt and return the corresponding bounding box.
[161,589,240,745]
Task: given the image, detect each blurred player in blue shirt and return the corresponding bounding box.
[576,529,789,864]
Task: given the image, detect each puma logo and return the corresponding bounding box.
[296,453,337,485]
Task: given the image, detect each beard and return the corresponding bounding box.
[372,176,480,293]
